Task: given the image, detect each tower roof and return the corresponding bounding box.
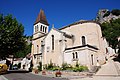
[34,9,49,26]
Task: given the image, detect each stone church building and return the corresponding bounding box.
[31,9,114,69]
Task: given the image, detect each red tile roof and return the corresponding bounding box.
[34,9,49,26]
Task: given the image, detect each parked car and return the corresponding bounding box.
[12,66,18,70]
[0,64,8,74]
[12,64,18,70]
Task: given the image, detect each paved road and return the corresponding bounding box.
[70,76,120,80]
[3,73,69,80]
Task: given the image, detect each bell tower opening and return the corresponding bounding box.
[33,9,49,38]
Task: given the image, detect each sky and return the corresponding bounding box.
[0,0,120,36]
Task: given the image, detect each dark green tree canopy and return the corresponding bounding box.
[0,14,26,59]
[111,9,120,16]
[15,36,32,58]
[101,18,120,49]
[103,11,110,18]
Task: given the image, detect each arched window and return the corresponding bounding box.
[45,27,47,33]
[82,36,86,45]
[75,52,78,59]
[52,35,54,50]
[43,26,45,32]
[72,53,75,59]
[91,54,93,65]
[40,25,42,31]
[36,25,39,32]
[73,52,78,59]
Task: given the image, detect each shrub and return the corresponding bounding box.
[80,66,88,71]
[61,63,69,70]
[62,63,67,70]
[45,62,54,70]
[75,61,79,67]
[44,62,88,72]
[111,9,120,16]
[103,11,110,17]
[29,61,33,72]
[37,62,42,71]
[73,65,88,72]
[47,63,53,70]
[52,66,60,71]
[73,67,79,72]
[43,64,47,69]
[48,60,54,69]
[45,63,71,71]
[18,63,21,69]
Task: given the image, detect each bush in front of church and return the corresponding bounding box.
[73,65,88,72]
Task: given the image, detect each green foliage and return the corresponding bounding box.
[103,11,110,18]
[37,62,42,71]
[73,67,79,72]
[15,42,32,58]
[0,14,26,59]
[73,62,88,72]
[61,63,69,70]
[75,61,79,67]
[52,66,60,71]
[45,61,54,70]
[44,62,88,72]
[43,64,47,69]
[101,18,120,49]
[118,41,120,53]
[47,63,54,70]
[29,61,33,72]
[102,9,120,18]
[73,66,88,72]
[111,9,120,16]
[61,63,73,70]
[44,63,60,71]
[18,63,21,69]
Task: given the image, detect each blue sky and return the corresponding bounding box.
[0,0,120,36]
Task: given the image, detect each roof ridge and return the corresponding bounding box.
[59,20,99,30]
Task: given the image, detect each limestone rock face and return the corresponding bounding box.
[96,9,120,23]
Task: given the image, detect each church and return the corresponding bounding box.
[31,9,114,70]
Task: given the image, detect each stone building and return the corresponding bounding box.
[31,9,113,69]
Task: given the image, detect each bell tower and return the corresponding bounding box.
[33,9,49,39]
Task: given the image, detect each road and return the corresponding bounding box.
[3,73,69,80]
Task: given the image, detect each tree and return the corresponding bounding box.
[111,9,120,16]
[14,36,32,58]
[0,14,26,59]
[101,18,120,50]
[103,11,110,18]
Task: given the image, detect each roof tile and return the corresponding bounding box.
[34,9,49,26]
